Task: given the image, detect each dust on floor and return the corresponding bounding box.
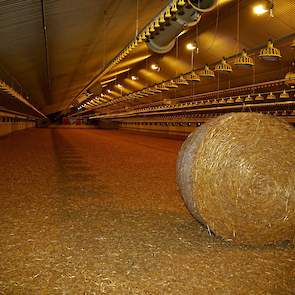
[0,128,294,294]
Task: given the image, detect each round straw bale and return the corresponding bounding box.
[176,112,295,245]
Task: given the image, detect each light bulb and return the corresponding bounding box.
[186,42,197,51]
[253,4,268,15]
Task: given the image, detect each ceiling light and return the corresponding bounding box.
[215,58,232,73]
[107,89,111,93]
[199,65,215,78]
[253,1,273,16]
[235,96,243,103]
[227,97,234,103]
[280,90,290,99]
[151,64,160,71]
[245,94,253,102]
[152,87,162,93]
[234,49,254,67]
[140,92,149,97]
[117,84,122,88]
[175,76,189,85]
[186,41,197,51]
[267,92,276,99]
[186,71,201,82]
[158,84,169,91]
[285,71,295,87]
[259,40,281,61]
[166,81,178,88]
[255,93,264,101]
[131,75,138,81]
[253,4,268,15]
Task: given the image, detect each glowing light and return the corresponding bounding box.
[186,42,197,51]
[107,89,111,93]
[253,4,268,15]
[117,84,122,88]
[151,64,160,71]
[131,75,138,81]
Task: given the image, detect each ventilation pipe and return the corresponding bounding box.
[147,0,218,54]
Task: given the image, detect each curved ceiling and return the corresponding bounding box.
[0,0,294,117]
[81,0,294,116]
[0,0,170,115]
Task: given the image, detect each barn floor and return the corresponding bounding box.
[0,128,294,295]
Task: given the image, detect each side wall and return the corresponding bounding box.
[0,117,35,137]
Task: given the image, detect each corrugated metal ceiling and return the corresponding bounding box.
[0,0,169,114]
[0,0,294,116]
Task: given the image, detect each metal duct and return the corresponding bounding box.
[147,0,217,54]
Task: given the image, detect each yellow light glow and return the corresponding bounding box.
[161,55,190,73]
[151,64,160,71]
[253,4,268,15]
[131,75,138,81]
[124,78,144,90]
[186,42,197,51]
[138,69,165,83]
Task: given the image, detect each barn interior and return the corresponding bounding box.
[0,0,294,294]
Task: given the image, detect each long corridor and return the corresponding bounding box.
[0,128,294,294]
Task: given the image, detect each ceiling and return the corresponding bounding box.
[0,0,294,117]
[0,0,170,115]
[85,0,294,116]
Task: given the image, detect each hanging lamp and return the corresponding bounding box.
[199,65,215,78]
[227,97,234,103]
[166,80,178,88]
[176,75,189,85]
[159,84,169,91]
[219,98,226,104]
[153,87,162,93]
[280,90,289,99]
[245,94,253,102]
[234,50,254,67]
[215,58,232,73]
[285,71,295,87]
[267,92,276,100]
[255,93,264,101]
[259,40,281,61]
[235,96,243,103]
[186,71,201,82]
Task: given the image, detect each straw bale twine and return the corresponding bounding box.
[177,113,295,245]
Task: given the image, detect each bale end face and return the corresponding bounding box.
[177,113,295,245]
